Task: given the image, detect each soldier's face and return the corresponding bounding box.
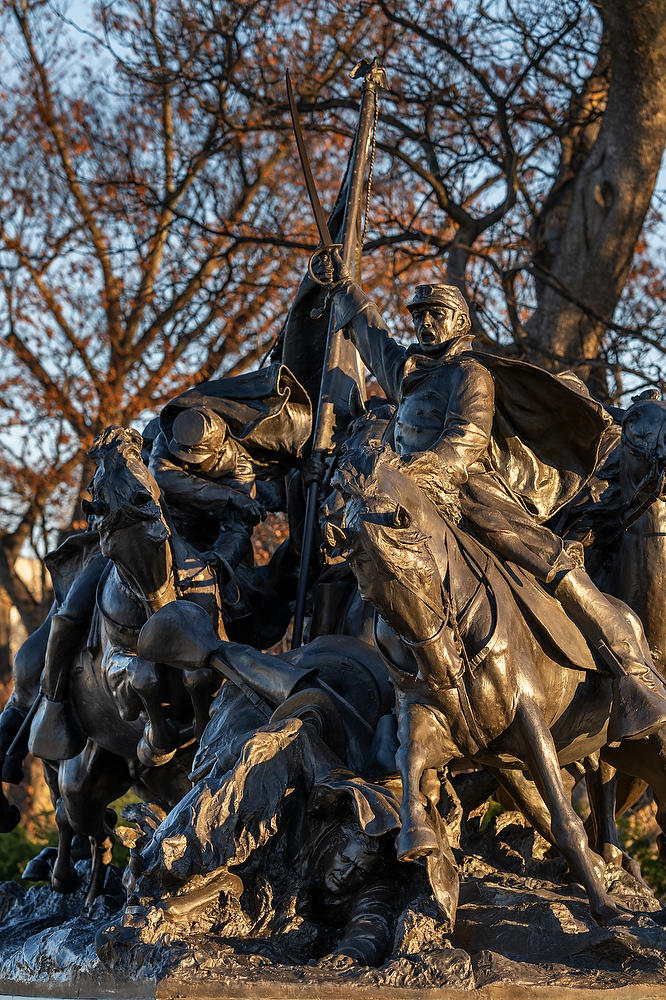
[322,835,378,895]
[412,305,463,353]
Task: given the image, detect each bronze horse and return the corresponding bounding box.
[331,442,666,930]
[0,427,221,904]
[558,392,666,867]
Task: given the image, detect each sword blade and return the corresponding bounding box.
[286,69,333,247]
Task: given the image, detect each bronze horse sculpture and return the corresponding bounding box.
[330,442,666,930]
[557,391,666,866]
[0,427,222,904]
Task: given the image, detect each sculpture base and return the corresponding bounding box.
[1,813,665,995]
[3,980,666,999]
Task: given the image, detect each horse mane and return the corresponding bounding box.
[89,425,144,463]
[334,442,461,524]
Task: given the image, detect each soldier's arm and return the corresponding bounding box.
[411,361,495,487]
[328,282,407,404]
[149,432,261,519]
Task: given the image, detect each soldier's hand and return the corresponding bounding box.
[310,246,349,285]
[399,451,462,522]
[228,491,264,523]
[301,451,329,490]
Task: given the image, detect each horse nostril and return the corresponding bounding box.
[132,489,153,507]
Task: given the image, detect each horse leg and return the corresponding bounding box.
[0,701,25,832]
[128,656,178,764]
[605,728,666,862]
[20,760,60,883]
[51,797,79,893]
[394,696,452,862]
[0,609,53,792]
[489,766,555,844]
[391,694,461,930]
[58,741,131,905]
[583,755,627,870]
[181,667,216,740]
[515,698,630,926]
[615,773,648,815]
[0,698,32,788]
[86,808,117,907]
[0,613,55,830]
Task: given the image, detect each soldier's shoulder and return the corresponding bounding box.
[456,353,495,382]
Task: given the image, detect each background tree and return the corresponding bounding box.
[0,0,364,672]
[0,0,664,676]
[353,0,666,399]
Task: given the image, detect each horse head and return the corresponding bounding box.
[328,443,448,634]
[620,390,666,516]
[84,426,177,612]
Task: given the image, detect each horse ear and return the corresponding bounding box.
[631,388,661,404]
[394,504,411,529]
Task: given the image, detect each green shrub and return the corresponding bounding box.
[0,820,57,883]
[0,789,141,884]
[618,812,666,902]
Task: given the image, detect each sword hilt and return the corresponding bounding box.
[308,244,344,286]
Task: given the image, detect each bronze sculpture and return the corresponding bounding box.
[314,252,666,739]
[1,58,666,995]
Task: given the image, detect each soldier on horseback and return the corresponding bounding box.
[313,250,666,744]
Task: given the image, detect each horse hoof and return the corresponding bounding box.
[621,853,646,884]
[85,887,101,909]
[137,737,177,768]
[600,843,624,869]
[51,869,80,894]
[592,899,634,927]
[396,824,439,862]
[0,803,20,833]
[22,847,58,882]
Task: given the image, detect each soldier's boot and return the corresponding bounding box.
[554,567,666,744]
[28,614,87,761]
[1,700,32,785]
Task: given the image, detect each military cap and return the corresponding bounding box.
[406,283,470,318]
[168,406,228,465]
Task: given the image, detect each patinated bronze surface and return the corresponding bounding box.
[1,61,666,996]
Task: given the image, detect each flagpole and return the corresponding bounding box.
[290,59,388,649]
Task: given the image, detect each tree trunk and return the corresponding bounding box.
[0,545,46,641]
[526,0,666,396]
[0,589,12,687]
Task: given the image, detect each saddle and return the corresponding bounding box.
[443,518,598,675]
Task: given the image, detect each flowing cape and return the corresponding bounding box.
[478,353,614,521]
[159,363,312,462]
[44,531,102,605]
